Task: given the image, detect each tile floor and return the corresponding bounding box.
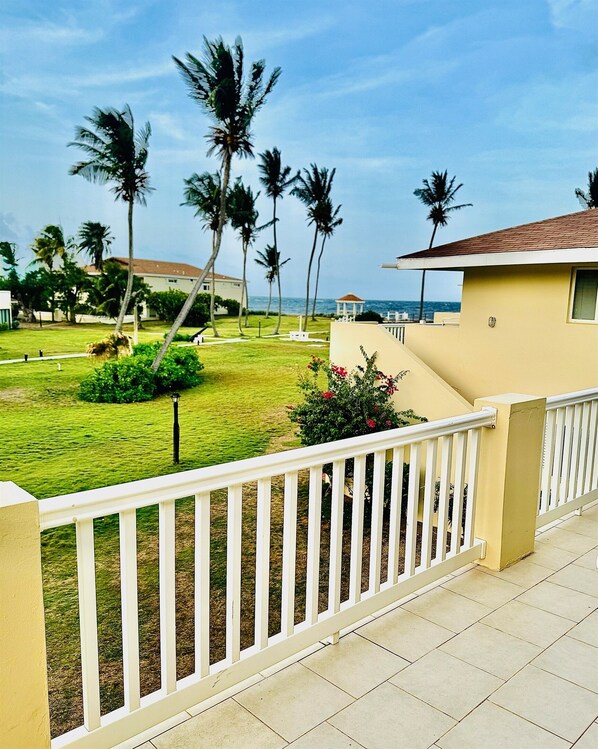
[119,506,598,749]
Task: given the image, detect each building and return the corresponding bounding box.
[331,210,598,417]
[0,290,12,328]
[85,257,245,318]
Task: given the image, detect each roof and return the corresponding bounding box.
[85,257,242,282]
[384,211,598,271]
[336,293,365,302]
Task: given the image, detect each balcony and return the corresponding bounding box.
[1,389,597,749]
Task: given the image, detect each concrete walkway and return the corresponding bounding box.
[118,505,598,749]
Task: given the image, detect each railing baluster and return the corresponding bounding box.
[420,440,437,569]
[567,404,582,502]
[369,451,386,593]
[194,492,210,677]
[550,407,565,510]
[592,401,598,489]
[435,436,452,562]
[255,479,271,650]
[559,406,574,505]
[387,447,404,586]
[159,499,177,692]
[463,429,481,549]
[226,485,242,663]
[119,508,140,712]
[586,401,598,493]
[76,518,101,731]
[540,410,556,515]
[575,403,590,499]
[450,432,467,555]
[349,455,366,603]
[281,472,298,637]
[306,466,323,625]
[404,443,420,576]
[329,460,345,613]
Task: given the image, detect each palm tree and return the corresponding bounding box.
[292,164,336,330]
[31,225,73,321]
[69,104,152,333]
[229,179,265,335]
[152,36,280,370]
[181,171,228,337]
[255,245,290,318]
[0,241,18,273]
[575,168,598,209]
[258,148,297,333]
[311,197,342,320]
[413,171,472,321]
[78,221,113,272]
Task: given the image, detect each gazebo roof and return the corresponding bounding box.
[336,293,365,302]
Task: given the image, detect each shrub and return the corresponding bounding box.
[11,319,20,330]
[0,322,9,332]
[219,297,240,316]
[86,332,132,359]
[79,356,156,403]
[148,289,211,326]
[355,309,384,323]
[79,342,204,403]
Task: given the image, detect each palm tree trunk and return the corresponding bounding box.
[418,222,438,322]
[238,242,248,336]
[265,281,272,318]
[115,201,134,333]
[311,235,327,320]
[272,197,283,336]
[303,226,319,331]
[209,257,219,337]
[152,154,232,371]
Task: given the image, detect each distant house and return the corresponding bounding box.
[331,210,598,418]
[0,290,12,328]
[85,257,245,319]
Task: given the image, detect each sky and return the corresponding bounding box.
[0,0,596,302]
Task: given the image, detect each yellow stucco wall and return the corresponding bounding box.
[330,321,473,420]
[404,264,598,402]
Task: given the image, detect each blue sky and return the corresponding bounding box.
[1,0,596,301]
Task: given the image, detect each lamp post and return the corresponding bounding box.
[171,393,180,464]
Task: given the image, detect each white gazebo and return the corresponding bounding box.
[335,293,365,318]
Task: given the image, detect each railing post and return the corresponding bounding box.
[473,394,546,571]
[0,482,51,748]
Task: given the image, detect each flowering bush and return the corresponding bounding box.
[289,347,423,447]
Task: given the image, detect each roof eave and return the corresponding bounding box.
[383,247,598,271]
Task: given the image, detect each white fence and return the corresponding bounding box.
[538,387,598,527]
[39,409,494,748]
[382,323,406,343]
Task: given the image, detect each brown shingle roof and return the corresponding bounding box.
[85,257,242,282]
[401,210,598,259]
[336,293,365,302]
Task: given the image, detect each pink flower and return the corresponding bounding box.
[374,406,379,412]
[367,418,376,429]
[331,365,347,378]
[322,391,334,400]
[385,419,391,426]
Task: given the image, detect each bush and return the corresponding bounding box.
[86,332,132,359]
[355,309,384,323]
[0,322,9,332]
[79,342,204,403]
[219,297,240,316]
[148,290,211,326]
[11,319,20,330]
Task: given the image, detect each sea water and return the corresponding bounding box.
[248,295,460,319]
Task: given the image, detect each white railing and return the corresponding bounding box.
[538,387,598,527]
[40,408,494,749]
[382,323,406,343]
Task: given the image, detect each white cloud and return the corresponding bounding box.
[546,0,595,29]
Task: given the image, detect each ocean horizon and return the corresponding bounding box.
[247,295,460,318]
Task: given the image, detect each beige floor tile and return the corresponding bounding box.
[560,516,598,540]
[437,701,570,749]
[440,622,541,679]
[583,503,598,521]
[531,543,579,571]
[152,700,285,749]
[536,527,598,555]
[573,722,598,748]
[533,636,598,693]
[569,610,598,647]
[357,606,454,662]
[548,564,598,598]
[517,580,598,621]
[302,633,408,697]
[490,664,598,742]
[286,722,366,748]
[260,641,325,678]
[330,682,455,749]
[479,558,552,588]
[186,674,263,716]
[442,569,524,608]
[390,649,503,720]
[402,587,492,633]
[481,599,574,647]
[235,662,353,742]
[113,713,192,749]
[574,548,598,570]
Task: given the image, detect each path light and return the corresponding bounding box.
[171,393,180,464]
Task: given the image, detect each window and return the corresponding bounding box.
[571,269,598,321]
[202,283,210,291]
[168,278,178,284]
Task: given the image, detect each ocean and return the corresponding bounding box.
[248,295,460,319]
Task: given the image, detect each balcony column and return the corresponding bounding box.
[0,482,51,748]
[473,394,546,571]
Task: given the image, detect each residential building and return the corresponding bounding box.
[0,290,12,327]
